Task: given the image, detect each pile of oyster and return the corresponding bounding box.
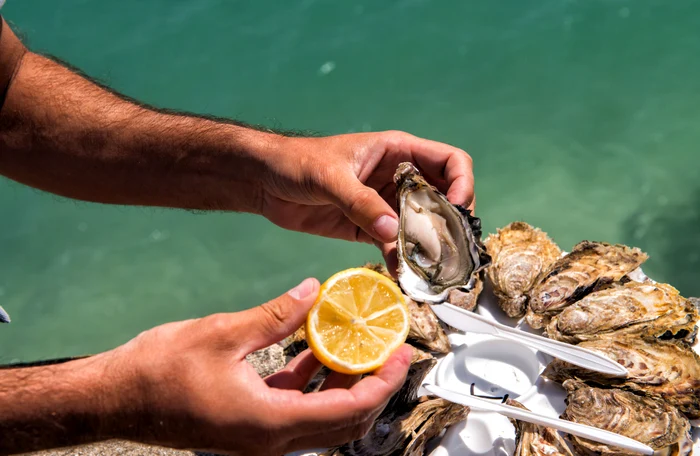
[389,164,699,455]
[282,163,699,455]
[484,221,699,456]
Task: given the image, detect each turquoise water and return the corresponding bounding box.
[1,0,699,362]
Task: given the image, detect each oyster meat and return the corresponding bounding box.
[484,222,562,318]
[324,353,469,456]
[394,162,490,303]
[506,399,574,456]
[545,281,699,345]
[543,335,700,419]
[526,241,648,329]
[561,380,693,456]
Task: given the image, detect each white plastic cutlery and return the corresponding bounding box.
[423,384,654,455]
[430,302,628,376]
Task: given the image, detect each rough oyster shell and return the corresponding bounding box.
[405,296,451,354]
[506,399,574,456]
[394,162,490,303]
[525,241,648,329]
[484,222,562,318]
[324,352,469,456]
[325,397,467,456]
[545,281,699,345]
[561,380,692,456]
[446,271,484,312]
[543,336,700,419]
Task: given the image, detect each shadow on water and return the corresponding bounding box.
[621,186,700,298]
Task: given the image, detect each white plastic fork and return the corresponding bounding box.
[423,383,654,455]
[430,302,628,376]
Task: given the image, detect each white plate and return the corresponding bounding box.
[289,268,699,456]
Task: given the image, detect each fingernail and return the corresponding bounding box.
[288,278,318,300]
[373,215,399,242]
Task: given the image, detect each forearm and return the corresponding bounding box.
[0,353,139,454]
[0,31,285,213]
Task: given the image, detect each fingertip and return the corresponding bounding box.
[395,344,414,367]
[372,214,399,243]
[375,344,412,380]
[446,175,474,208]
[288,277,320,301]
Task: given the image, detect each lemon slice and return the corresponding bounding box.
[306,267,410,375]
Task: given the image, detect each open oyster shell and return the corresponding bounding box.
[561,380,693,456]
[543,335,700,419]
[394,162,490,303]
[525,241,648,329]
[484,222,562,318]
[545,281,699,345]
[506,399,574,456]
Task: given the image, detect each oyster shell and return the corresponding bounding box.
[325,397,468,456]
[506,399,574,456]
[484,222,562,318]
[543,336,700,419]
[0,305,9,323]
[446,271,483,312]
[526,241,648,329]
[405,297,451,354]
[324,352,469,456]
[545,281,699,345]
[561,380,692,456]
[394,162,490,303]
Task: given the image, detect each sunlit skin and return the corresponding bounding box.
[0,15,474,455]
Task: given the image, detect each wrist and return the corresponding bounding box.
[193,122,288,216]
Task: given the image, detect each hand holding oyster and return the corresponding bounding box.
[393,162,490,304]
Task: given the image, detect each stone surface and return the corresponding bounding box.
[246,343,286,377]
[18,346,286,456]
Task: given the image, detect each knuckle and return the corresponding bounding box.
[464,151,474,166]
[348,406,373,427]
[381,130,412,147]
[349,188,377,215]
[350,420,374,441]
[259,299,291,331]
[203,313,235,340]
[383,129,409,140]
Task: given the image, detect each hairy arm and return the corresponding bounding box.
[0,16,284,214]
[0,353,140,454]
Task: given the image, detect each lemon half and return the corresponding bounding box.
[306,268,410,375]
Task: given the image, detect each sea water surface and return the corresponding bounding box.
[1,0,699,362]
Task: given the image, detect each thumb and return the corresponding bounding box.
[333,175,399,244]
[239,278,320,354]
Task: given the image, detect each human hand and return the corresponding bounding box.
[260,131,474,273]
[107,278,412,455]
